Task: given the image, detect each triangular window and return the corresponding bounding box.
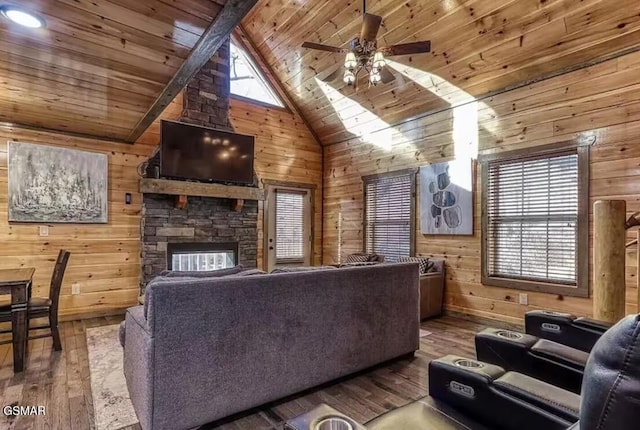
[230,41,285,108]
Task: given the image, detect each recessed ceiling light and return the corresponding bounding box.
[1,6,45,29]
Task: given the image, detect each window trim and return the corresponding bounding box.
[479,141,590,297]
[362,168,418,259]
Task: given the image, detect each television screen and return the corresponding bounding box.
[160,121,255,185]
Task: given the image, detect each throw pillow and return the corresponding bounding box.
[398,256,432,274]
[345,253,370,263]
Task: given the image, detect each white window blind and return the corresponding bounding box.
[364,173,414,262]
[275,190,305,261]
[486,151,579,285]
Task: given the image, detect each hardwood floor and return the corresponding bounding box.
[0,315,489,429]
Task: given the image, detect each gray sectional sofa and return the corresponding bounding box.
[122,263,420,430]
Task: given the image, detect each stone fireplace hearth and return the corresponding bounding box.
[140,194,258,291]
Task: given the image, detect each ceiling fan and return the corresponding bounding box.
[302,0,431,88]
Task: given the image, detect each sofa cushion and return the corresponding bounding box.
[228,268,267,277]
[398,256,433,274]
[159,265,244,278]
[270,266,337,273]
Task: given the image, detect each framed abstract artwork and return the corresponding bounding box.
[420,159,473,235]
[8,141,108,223]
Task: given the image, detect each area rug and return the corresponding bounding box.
[87,324,138,430]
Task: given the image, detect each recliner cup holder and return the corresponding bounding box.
[454,359,484,369]
[315,417,353,430]
[496,330,523,340]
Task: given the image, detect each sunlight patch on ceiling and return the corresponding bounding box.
[386,59,501,158]
[315,78,399,150]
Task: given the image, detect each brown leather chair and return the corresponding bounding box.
[0,249,70,351]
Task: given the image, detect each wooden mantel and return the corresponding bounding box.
[139,178,265,201]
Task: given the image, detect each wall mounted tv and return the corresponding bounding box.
[160,120,255,185]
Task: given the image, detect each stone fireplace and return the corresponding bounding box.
[141,195,258,289]
[139,38,259,292]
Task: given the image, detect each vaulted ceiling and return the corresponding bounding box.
[0,0,230,141]
[241,0,640,146]
[2,0,640,145]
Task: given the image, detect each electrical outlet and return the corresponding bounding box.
[39,225,49,237]
[518,293,528,306]
[71,283,80,295]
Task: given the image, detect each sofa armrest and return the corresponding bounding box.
[123,306,154,430]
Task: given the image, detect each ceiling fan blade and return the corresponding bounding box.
[323,66,343,82]
[302,41,347,53]
[379,67,395,84]
[384,41,431,56]
[360,13,382,42]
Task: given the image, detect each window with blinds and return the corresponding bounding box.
[481,144,589,296]
[364,171,415,262]
[275,190,305,262]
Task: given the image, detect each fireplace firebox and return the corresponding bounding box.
[167,242,239,271]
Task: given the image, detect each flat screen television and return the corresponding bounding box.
[160,120,255,185]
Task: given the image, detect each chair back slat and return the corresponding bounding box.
[49,250,70,313]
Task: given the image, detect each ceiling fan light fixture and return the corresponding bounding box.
[343,69,356,85]
[344,52,358,70]
[372,51,385,69]
[0,5,45,28]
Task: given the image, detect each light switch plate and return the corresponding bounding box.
[39,225,49,237]
[518,293,528,306]
[72,283,80,295]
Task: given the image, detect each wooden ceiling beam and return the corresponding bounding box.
[127,0,258,143]
[233,25,324,147]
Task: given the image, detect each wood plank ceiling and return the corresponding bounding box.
[241,0,640,146]
[0,0,226,141]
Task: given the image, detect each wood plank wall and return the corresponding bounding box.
[323,50,640,325]
[0,93,322,319]
[0,94,182,319]
[229,97,323,266]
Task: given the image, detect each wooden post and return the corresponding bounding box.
[593,200,627,323]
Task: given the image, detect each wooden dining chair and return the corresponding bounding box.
[0,249,70,351]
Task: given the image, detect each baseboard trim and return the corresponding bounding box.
[444,309,524,331]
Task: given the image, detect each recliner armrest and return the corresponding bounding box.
[531,339,589,370]
[429,355,577,430]
[525,310,605,352]
[493,372,580,423]
[476,328,585,393]
[573,317,613,332]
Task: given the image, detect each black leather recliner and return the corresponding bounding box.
[285,314,640,430]
[430,314,640,430]
[474,327,589,393]
[525,310,612,352]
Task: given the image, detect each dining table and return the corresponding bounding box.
[0,267,34,373]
